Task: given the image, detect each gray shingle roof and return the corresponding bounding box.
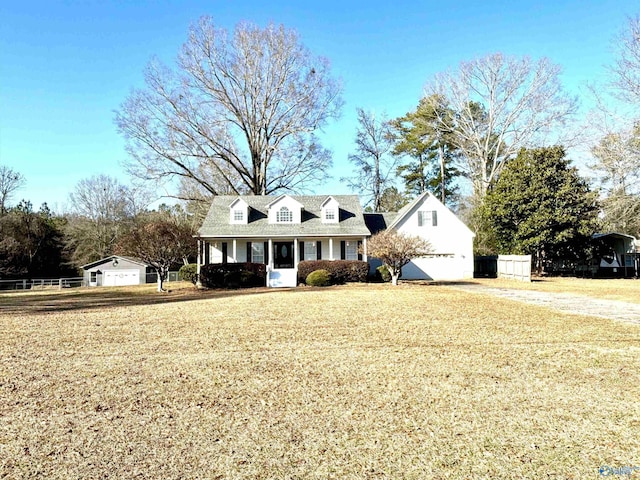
[363,213,398,234]
[198,195,371,238]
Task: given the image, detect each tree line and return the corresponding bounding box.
[0,173,196,283]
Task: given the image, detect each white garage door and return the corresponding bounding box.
[103,269,140,287]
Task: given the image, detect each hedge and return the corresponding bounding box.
[199,263,266,289]
[297,260,369,285]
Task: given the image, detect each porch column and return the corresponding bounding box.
[362,236,368,262]
[329,238,334,260]
[294,238,299,269]
[268,238,274,269]
[232,239,237,262]
[196,239,201,275]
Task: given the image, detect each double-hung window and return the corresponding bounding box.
[304,242,317,261]
[251,243,265,264]
[345,241,358,260]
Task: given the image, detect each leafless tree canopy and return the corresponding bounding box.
[591,125,640,236]
[612,16,640,104]
[424,53,577,198]
[65,175,150,266]
[116,17,343,198]
[0,165,26,214]
[116,220,195,292]
[365,230,431,285]
[342,109,398,211]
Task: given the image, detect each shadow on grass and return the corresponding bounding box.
[0,284,285,316]
[0,280,482,316]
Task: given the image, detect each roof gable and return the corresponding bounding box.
[81,255,149,270]
[388,191,475,237]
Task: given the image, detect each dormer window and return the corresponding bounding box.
[276,206,293,223]
[229,198,249,224]
[325,208,336,221]
[321,196,339,224]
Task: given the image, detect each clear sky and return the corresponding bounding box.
[1,0,637,212]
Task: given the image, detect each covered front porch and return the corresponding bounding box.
[196,236,368,287]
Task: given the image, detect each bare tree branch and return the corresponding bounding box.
[115,18,343,197]
[424,53,577,198]
[0,166,26,215]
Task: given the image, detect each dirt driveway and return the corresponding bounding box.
[451,283,640,324]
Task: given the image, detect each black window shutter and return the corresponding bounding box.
[221,243,228,264]
[357,240,363,261]
[432,211,438,226]
[246,242,252,263]
[204,242,210,264]
[316,241,322,260]
[264,242,269,265]
[418,212,423,227]
[340,241,346,260]
[299,241,304,262]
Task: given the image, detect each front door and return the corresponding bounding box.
[274,242,294,269]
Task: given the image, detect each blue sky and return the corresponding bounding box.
[1,0,637,212]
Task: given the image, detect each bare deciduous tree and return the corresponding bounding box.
[343,109,399,211]
[365,230,431,286]
[0,165,26,215]
[116,220,195,292]
[591,124,640,236]
[424,53,577,198]
[612,15,640,104]
[65,175,150,266]
[115,17,343,197]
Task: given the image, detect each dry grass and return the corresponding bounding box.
[470,276,640,304]
[1,283,639,479]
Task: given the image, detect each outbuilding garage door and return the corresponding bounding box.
[103,269,140,287]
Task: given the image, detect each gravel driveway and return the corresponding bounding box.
[452,283,640,324]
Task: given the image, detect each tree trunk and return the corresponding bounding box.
[156,267,167,292]
[391,274,399,286]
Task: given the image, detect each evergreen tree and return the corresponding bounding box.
[483,147,599,273]
[391,95,461,208]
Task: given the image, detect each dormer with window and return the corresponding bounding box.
[321,196,339,224]
[267,195,303,224]
[229,198,249,225]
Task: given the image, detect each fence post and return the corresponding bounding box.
[22,279,26,290]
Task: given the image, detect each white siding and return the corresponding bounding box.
[394,193,474,281]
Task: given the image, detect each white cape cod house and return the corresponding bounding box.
[196,191,475,287]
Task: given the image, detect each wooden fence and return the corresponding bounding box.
[497,255,532,282]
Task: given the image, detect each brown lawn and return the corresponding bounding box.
[0,282,638,479]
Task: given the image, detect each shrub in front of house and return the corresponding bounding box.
[306,269,332,287]
[297,260,369,285]
[199,263,266,289]
[376,265,391,283]
[178,263,199,285]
